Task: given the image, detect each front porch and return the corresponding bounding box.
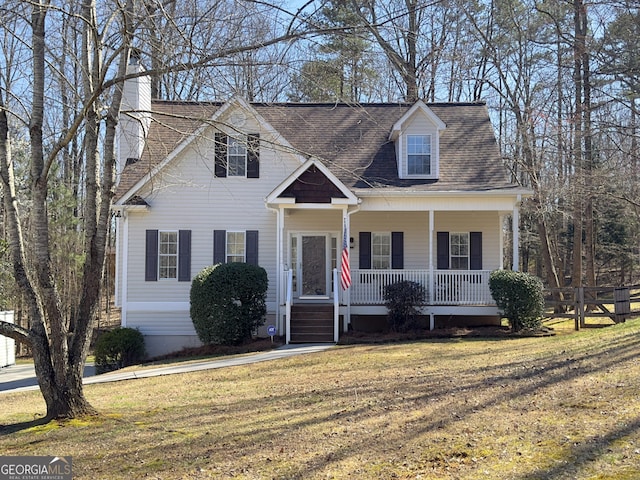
[280,268,499,343]
[264,159,526,344]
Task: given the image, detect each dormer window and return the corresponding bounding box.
[407,134,432,175]
[390,101,445,180]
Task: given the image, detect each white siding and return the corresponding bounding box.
[0,311,15,367]
[348,210,502,271]
[351,211,430,269]
[121,112,302,337]
[359,194,518,212]
[284,210,340,233]
[435,211,501,270]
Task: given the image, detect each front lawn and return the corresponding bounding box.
[1,318,639,479]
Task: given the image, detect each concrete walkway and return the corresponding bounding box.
[0,344,334,394]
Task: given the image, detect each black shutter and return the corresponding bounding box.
[145,230,158,281]
[391,232,404,269]
[214,133,227,178]
[246,230,259,265]
[437,231,449,270]
[470,231,483,270]
[178,230,191,281]
[359,232,371,269]
[247,134,260,178]
[213,230,226,264]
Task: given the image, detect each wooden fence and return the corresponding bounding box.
[544,285,640,330]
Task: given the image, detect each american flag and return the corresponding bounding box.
[340,223,351,290]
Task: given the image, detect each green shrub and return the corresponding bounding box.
[94,327,145,374]
[190,263,268,345]
[489,270,545,332]
[383,280,426,332]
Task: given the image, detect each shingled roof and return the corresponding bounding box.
[115,101,517,202]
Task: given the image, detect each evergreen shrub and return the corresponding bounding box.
[94,327,145,374]
[190,263,268,345]
[383,280,426,332]
[489,269,545,332]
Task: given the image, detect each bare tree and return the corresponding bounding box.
[0,0,136,419]
[0,0,318,420]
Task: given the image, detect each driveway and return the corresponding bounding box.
[0,344,334,394]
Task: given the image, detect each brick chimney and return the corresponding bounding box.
[117,51,151,182]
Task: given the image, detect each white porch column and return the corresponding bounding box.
[428,209,434,330]
[120,213,129,326]
[512,196,521,271]
[275,207,284,336]
[342,209,351,332]
[499,214,505,270]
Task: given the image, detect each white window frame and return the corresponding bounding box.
[158,231,178,279]
[406,134,432,176]
[227,135,247,177]
[372,232,391,270]
[226,231,246,263]
[450,232,469,270]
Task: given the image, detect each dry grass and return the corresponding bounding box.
[1,318,640,479]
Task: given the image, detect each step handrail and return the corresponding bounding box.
[285,268,293,343]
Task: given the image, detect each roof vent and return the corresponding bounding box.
[125,157,139,166]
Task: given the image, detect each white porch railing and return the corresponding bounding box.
[350,270,429,305]
[349,269,494,306]
[281,268,495,308]
[432,270,494,305]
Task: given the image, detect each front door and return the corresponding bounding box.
[291,233,337,299]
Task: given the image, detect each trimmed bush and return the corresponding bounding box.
[383,280,426,332]
[190,263,268,345]
[489,270,545,332]
[94,327,145,374]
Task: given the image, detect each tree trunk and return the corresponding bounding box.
[579,1,595,290]
[537,216,565,311]
[404,0,418,102]
[32,337,97,419]
[571,0,585,288]
[0,0,135,420]
[28,0,96,419]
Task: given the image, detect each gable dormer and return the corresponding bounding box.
[389,101,446,180]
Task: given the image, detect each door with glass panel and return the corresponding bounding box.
[290,233,337,299]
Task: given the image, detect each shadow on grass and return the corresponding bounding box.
[3,322,639,478]
[521,416,640,480]
[0,416,49,436]
[260,325,640,479]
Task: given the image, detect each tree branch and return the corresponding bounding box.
[0,320,32,345]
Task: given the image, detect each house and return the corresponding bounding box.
[113,59,531,357]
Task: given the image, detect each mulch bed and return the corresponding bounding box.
[153,326,554,361]
[150,337,284,362]
[337,325,554,344]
